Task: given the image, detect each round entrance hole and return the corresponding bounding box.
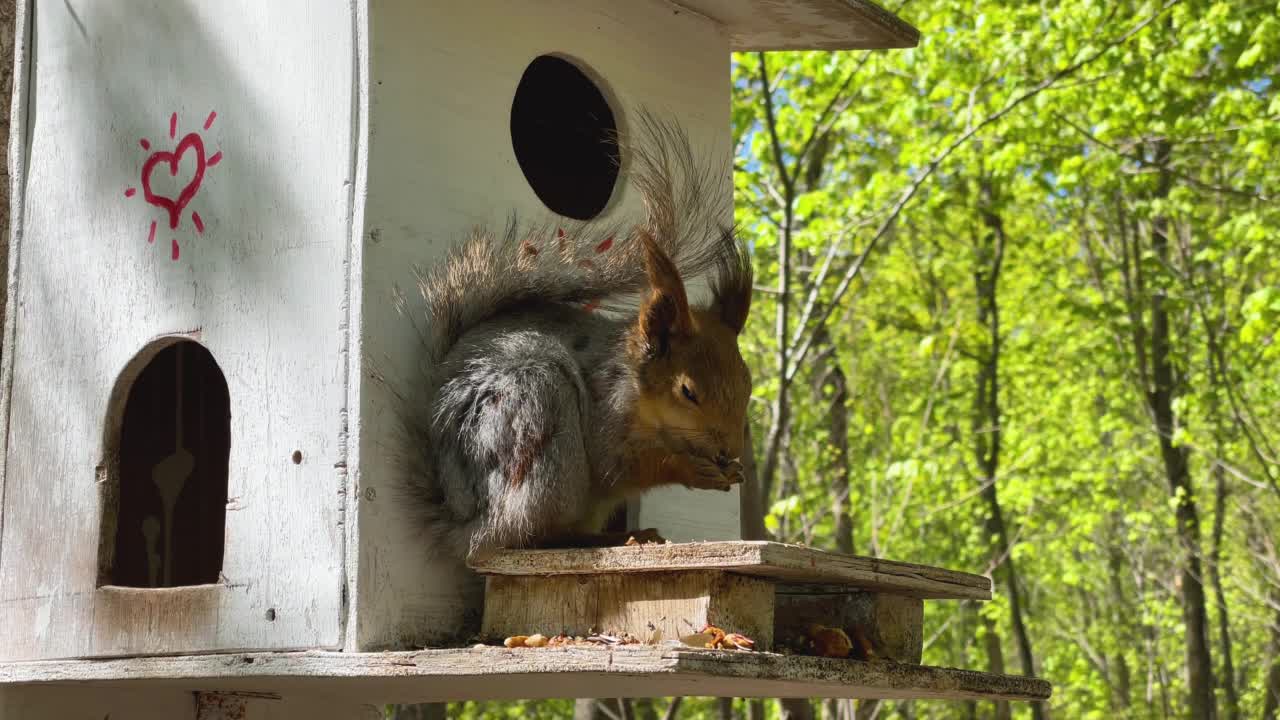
[106,340,230,588]
[510,55,620,220]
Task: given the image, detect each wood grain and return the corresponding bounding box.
[0,647,1052,703]
[481,571,775,650]
[677,0,919,50]
[0,0,351,660]
[472,542,992,600]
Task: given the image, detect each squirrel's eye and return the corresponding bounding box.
[681,384,699,405]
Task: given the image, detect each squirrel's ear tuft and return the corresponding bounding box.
[633,230,692,359]
[711,229,753,335]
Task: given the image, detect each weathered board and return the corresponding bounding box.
[680,0,920,50]
[0,647,1053,703]
[472,541,993,600]
[0,0,350,661]
[481,571,776,649]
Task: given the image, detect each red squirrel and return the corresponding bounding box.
[389,113,753,564]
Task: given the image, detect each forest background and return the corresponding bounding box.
[410,0,1280,717]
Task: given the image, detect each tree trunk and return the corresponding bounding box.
[754,53,795,511]
[575,699,610,720]
[633,699,658,720]
[780,700,815,720]
[742,421,788,720]
[741,423,768,541]
[1106,543,1134,711]
[1264,598,1280,720]
[982,614,1012,720]
[1145,141,1215,719]
[775,434,814,719]
[391,704,446,720]
[813,327,854,555]
[1203,315,1241,720]
[1209,456,1240,720]
[962,602,980,720]
[854,699,881,719]
[973,178,1045,720]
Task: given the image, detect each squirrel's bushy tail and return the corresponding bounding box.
[406,111,738,368]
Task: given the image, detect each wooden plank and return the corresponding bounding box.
[481,571,775,650]
[0,647,1052,703]
[472,542,992,600]
[0,0,351,660]
[676,0,920,50]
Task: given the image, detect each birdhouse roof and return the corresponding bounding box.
[681,0,919,50]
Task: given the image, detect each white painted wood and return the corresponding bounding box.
[677,0,919,50]
[352,0,743,652]
[0,0,352,660]
[0,0,31,604]
[0,648,1053,703]
[2,0,923,665]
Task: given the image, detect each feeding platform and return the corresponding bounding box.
[471,541,1050,702]
[0,543,1049,711]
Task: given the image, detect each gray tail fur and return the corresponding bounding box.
[405,110,737,367]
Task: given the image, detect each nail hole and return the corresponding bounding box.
[291,450,303,465]
[265,608,276,621]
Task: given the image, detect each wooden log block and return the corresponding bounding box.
[774,586,923,663]
[481,571,775,650]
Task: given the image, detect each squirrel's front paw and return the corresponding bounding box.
[682,457,744,492]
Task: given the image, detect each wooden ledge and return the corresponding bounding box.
[472,541,992,601]
[0,647,1051,703]
[678,0,920,50]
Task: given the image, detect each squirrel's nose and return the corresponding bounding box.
[715,451,731,469]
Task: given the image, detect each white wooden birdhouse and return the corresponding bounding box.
[0,0,920,667]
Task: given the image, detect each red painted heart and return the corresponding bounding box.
[141,132,206,230]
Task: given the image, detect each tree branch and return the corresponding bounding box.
[787,0,1186,375]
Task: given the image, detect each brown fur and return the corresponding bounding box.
[621,234,753,494]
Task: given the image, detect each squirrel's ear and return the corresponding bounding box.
[711,230,754,335]
[633,230,692,358]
